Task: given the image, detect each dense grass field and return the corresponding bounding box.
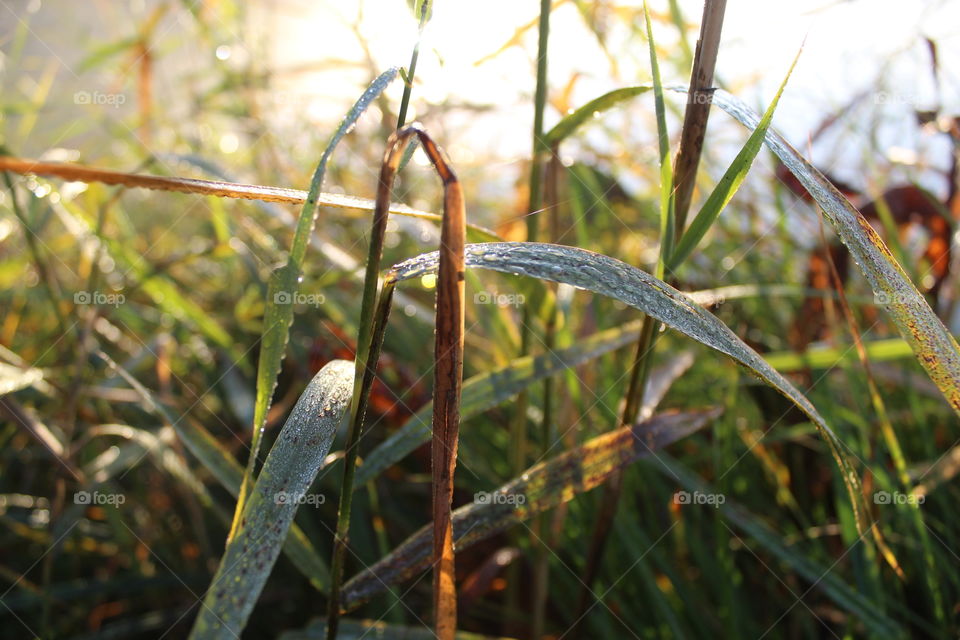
[1,1,959,638]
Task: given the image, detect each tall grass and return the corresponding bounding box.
[1,2,958,639]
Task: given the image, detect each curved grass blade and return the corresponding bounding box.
[703,87,960,418]
[549,83,959,416]
[341,408,720,609]
[188,359,354,640]
[428,139,465,640]
[386,242,872,534]
[232,67,399,536]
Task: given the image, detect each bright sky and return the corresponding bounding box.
[256,1,959,198]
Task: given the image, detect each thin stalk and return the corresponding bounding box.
[397,0,431,129]
[326,128,416,640]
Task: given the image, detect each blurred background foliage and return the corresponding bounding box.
[1,0,959,638]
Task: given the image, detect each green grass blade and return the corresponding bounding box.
[354,319,647,487]
[387,242,872,535]
[341,408,719,609]
[669,51,799,269]
[189,360,354,640]
[234,67,399,529]
[544,87,653,146]
[705,87,960,418]
[643,1,675,272]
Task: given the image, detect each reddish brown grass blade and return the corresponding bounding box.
[420,131,466,640]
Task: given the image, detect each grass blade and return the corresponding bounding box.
[549,81,960,420]
[232,67,399,536]
[188,360,354,640]
[704,87,960,419]
[0,156,499,240]
[387,242,873,535]
[543,87,653,147]
[430,138,466,640]
[340,409,719,609]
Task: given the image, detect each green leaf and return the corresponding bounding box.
[236,67,399,522]
[386,242,872,534]
[189,360,354,640]
[342,408,719,609]
[670,51,799,269]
